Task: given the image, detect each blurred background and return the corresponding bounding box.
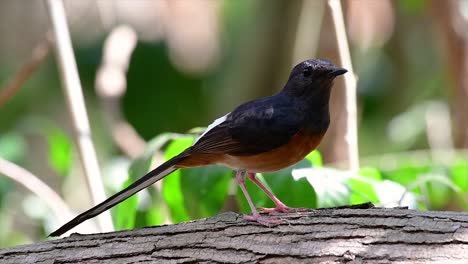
[1,0,467,248]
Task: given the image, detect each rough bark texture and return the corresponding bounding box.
[1,206,468,264]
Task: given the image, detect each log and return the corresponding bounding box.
[1,205,468,263]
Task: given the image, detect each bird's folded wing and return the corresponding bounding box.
[192,101,303,156]
[191,124,244,153]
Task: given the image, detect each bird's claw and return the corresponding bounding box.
[260,205,308,213]
[243,214,283,227]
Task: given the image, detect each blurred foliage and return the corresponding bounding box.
[123,44,210,139]
[0,133,26,163]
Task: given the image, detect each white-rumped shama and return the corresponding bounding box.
[50,59,347,236]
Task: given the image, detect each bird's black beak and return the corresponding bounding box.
[329,67,347,77]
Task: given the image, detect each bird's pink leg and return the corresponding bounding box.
[247,172,306,213]
[235,170,282,226]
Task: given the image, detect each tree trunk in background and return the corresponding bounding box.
[317,5,349,165]
[431,0,468,148]
[1,207,468,263]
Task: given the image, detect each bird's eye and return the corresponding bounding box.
[303,66,312,77]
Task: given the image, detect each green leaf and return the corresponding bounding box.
[294,168,350,208]
[128,133,182,178]
[0,177,12,211]
[373,179,415,207]
[359,167,383,181]
[46,128,72,176]
[112,178,138,230]
[0,133,26,212]
[406,172,461,209]
[18,117,74,177]
[0,133,26,162]
[382,163,431,189]
[348,167,382,204]
[451,159,468,192]
[398,0,426,15]
[113,133,181,228]
[264,163,317,208]
[349,184,372,205]
[426,179,451,210]
[180,165,232,218]
[425,167,461,209]
[162,137,194,223]
[305,150,322,167]
[144,188,166,226]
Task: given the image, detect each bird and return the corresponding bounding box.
[49,59,347,237]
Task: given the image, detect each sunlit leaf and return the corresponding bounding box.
[305,150,322,167]
[17,117,73,177]
[407,172,461,210]
[181,165,232,218]
[144,188,166,226]
[382,163,430,191]
[129,133,183,178]
[374,180,416,208]
[264,161,317,208]
[293,167,349,208]
[426,180,451,210]
[359,167,383,181]
[426,167,462,209]
[451,159,468,193]
[46,129,72,176]
[349,182,377,204]
[398,0,426,15]
[0,133,26,162]
[112,178,138,230]
[162,137,194,223]
[113,133,181,228]
[348,168,382,204]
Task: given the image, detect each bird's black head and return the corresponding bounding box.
[282,59,347,98]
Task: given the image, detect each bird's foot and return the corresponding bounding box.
[243,213,283,227]
[260,204,308,213]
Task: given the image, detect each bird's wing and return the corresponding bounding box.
[193,96,303,156]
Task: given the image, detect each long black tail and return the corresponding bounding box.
[49,154,187,237]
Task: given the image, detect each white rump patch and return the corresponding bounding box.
[194,113,230,144]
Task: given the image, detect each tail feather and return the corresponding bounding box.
[49,154,187,237]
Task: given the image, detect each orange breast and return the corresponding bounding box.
[221,130,324,172]
[176,130,324,173]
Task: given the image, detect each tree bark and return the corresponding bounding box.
[1,206,468,264]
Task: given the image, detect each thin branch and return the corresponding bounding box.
[95,25,145,159]
[328,0,360,172]
[45,0,114,233]
[0,32,53,108]
[0,158,73,224]
[425,102,455,162]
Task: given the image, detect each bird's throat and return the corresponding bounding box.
[302,87,332,135]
